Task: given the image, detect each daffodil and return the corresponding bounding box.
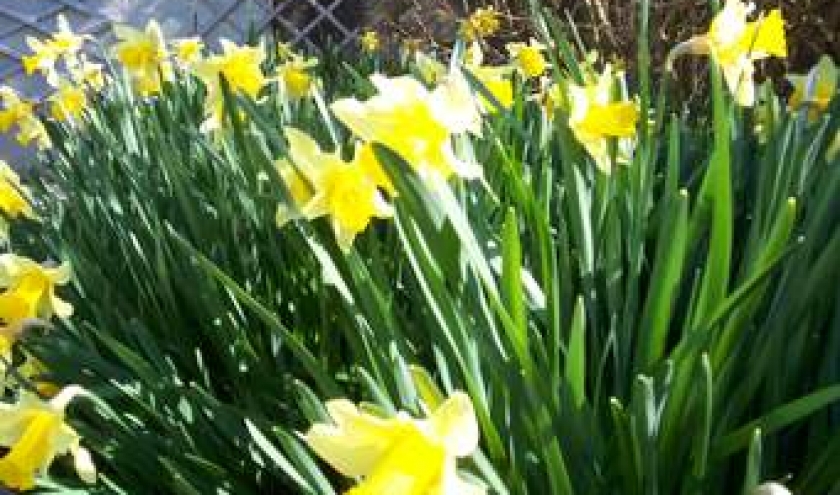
[787,55,836,121]
[0,255,72,327]
[21,38,60,85]
[194,40,268,131]
[331,74,482,182]
[360,30,381,53]
[507,39,548,79]
[68,58,106,91]
[0,161,36,242]
[172,37,204,66]
[305,391,484,495]
[567,65,639,173]
[0,87,49,149]
[459,6,501,42]
[353,142,395,197]
[48,80,86,122]
[21,15,86,86]
[113,20,171,95]
[463,43,514,111]
[276,128,391,251]
[278,56,317,100]
[48,15,86,60]
[0,386,96,491]
[668,0,786,106]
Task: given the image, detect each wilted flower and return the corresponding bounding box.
[668,0,786,106]
[304,391,485,495]
[331,74,483,182]
[276,127,392,251]
[787,55,836,121]
[0,386,96,491]
[507,39,549,79]
[113,20,171,95]
[567,65,639,173]
[459,6,501,42]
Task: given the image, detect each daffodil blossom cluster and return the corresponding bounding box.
[0,171,91,491]
[0,114,91,492]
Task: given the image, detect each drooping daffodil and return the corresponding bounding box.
[567,64,639,173]
[787,55,836,121]
[0,255,73,328]
[331,74,483,182]
[113,20,171,95]
[668,0,786,106]
[276,127,392,251]
[0,386,96,491]
[304,391,485,495]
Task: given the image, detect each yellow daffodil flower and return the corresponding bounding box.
[172,37,204,66]
[0,255,72,327]
[276,128,391,251]
[0,87,49,149]
[353,142,396,197]
[49,15,86,59]
[194,40,268,132]
[787,55,836,121]
[68,58,106,91]
[0,386,96,491]
[459,6,501,42]
[567,65,639,173]
[21,38,60,85]
[360,30,381,53]
[668,0,786,106]
[305,391,484,495]
[278,56,317,101]
[463,43,514,112]
[48,80,86,122]
[22,15,86,86]
[113,20,171,95]
[331,74,483,182]
[0,161,36,242]
[507,39,548,79]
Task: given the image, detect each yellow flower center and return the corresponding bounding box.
[323,166,378,234]
[347,426,446,495]
[116,40,161,71]
[516,47,547,78]
[577,102,639,138]
[283,68,312,99]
